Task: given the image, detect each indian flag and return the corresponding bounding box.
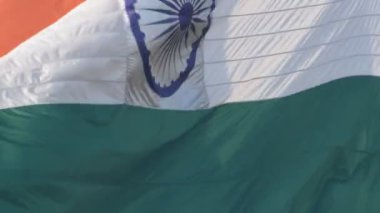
[1,0,379,212]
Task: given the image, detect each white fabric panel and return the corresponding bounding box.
[0,0,128,108]
[0,0,379,110]
[204,0,380,106]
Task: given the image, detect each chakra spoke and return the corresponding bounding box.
[191,23,196,34]
[159,28,180,50]
[143,8,178,16]
[159,0,180,11]
[176,0,184,5]
[153,23,178,40]
[192,18,206,23]
[192,0,201,4]
[146,18,178,26]
[194,0,206,11]
[193,7,209,16]
[184,30,190,49]
[156,29,180,75]
[160,30,183,82]
[180,0,187,5]
[172,0,183,8]
[167,31,185,75]
[177,31,187,61]
[156,26,186,82]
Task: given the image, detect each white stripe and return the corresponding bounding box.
[204,0,380,106]
[0,0,128,108]
[0,0,379,110]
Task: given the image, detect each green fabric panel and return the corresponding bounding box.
[0,76,380,213]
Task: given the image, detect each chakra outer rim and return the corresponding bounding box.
[125,0,216,97]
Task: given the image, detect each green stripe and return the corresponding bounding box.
[1,76,380,213]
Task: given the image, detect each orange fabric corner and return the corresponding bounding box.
[0,0,84,56]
